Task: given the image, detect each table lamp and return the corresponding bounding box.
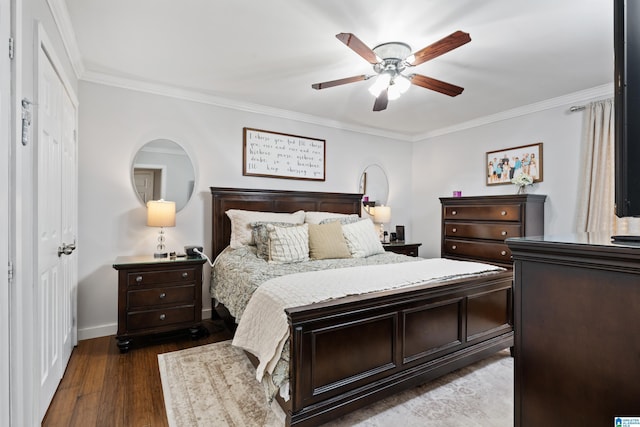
[373,205,391,242]
[147,199,176,258]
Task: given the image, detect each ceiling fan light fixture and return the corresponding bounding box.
[368,72,392,97]
[394,74,411,94]
[372,42,412,62]
[388,84,402,101]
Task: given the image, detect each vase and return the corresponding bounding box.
[517,185,527,195]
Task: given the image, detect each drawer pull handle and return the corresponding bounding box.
[501,211,507,216]
[181,272,188,278]
[159,293,166,299]
[452,228,457,233]
[501,231,507,236]
[500,250,507,256]
[451,245,457,250]
[135,276,143,283]
[159,314,166,320]
[451,210,457,215]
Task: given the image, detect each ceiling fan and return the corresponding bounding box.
[312,31,471,112]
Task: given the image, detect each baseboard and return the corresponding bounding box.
[77,322,117,341]
[77,308,213,341]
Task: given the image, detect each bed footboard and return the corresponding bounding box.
[284,270,513,427]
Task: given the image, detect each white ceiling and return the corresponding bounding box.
[63,0,614,140]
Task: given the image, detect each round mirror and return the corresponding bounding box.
[359,164,389,206]
[131,139,195,212]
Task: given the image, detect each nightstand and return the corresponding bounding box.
[113,255,206,353]
[383,242,422,257]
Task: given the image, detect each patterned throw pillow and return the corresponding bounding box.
[225,209,305,248]
[319,216,362,225]
[266,223,310,264]
[251,222,296,261]
[305,211,360,224]
[308,221,352,260]
[341,218,385,258]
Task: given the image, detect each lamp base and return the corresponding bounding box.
[154,252,168,258]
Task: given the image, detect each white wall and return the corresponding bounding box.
[77,81,414,339]
[411,103,595,258]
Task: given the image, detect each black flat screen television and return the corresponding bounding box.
[614,0,640,218]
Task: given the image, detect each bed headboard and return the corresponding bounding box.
[210,187,363,258]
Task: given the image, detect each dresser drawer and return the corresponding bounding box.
[127,284,196,309]
[443,205,521,221]
[444,222,522,240]
[127,268,195,287]
[127,305,196,331]
[443,239,512,263]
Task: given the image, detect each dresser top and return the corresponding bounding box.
[440,194,547,204]
[113,255,206,269]
[506,232,640,262]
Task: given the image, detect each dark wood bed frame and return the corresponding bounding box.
[210,187,514,427]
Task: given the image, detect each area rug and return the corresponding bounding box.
[158,340,513,427]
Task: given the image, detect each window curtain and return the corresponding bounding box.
[576,98,640,233]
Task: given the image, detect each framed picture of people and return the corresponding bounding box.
[486,142,543,186]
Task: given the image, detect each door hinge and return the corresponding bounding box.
[8,37,14,60]
[8,261,13,283]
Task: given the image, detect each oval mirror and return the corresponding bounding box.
[359,164,389,206]
[131,139,195,212]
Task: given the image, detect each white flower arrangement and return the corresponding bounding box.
[511,172,534,187]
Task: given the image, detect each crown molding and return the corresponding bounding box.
[79,70,414,142]
[46,0,85,79]
[82,69,614,144]
[43,0,613,141]
[416,83,614,141]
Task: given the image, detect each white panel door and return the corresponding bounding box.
[38,50,63,419]
[37,47,78,420]
[60,87,78,363]
[0,0,11,423]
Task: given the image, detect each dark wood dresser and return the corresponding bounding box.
[113,255,206,352]
[507,234,640,426]
[440,194,546,266]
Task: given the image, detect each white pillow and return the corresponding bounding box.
[341,218,385,258]
[226,209,305,249]
[267,223,310,264]
[304,211,359,225]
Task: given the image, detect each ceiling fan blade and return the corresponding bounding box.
[336,33,379,64]
[373,88,389,111]
[311,74,369,90]
[408,31,471,66]
[410,74,464,97]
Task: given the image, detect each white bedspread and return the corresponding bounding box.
[232,258,503,383]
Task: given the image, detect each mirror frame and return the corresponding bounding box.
[358,164,389,214]
[131,139,196,212]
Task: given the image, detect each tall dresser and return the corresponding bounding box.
[440,194,546,266]
[507,233,640,426]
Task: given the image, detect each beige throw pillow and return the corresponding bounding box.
[308,221,352,260]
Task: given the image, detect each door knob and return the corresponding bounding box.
[57,242,76,257]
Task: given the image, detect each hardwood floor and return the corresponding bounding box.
[42,319,233,427]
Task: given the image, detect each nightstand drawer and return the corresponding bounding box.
[443,205,521,221]
[127,268,195,287]
[127,284,196,309]
[127,305,196,331]
[444,222,522,240]
[383,242,422,257]
[443,239,512,262]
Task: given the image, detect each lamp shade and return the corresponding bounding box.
[147,200,176,227]
[374,205,391,224]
